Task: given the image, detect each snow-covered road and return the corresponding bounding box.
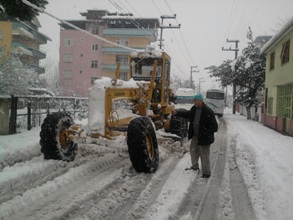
[1,109,293,220]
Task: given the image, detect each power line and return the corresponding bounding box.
[234,0,251,36]
[124,0,142,17]
[111,0,188,78]
[224,0,240,42]
[150,0,163,15]
[22,0,141,52]
[161,0,197,73]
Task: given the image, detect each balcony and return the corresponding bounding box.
[28,63,46,74]
[11,42,46,59]
[103,28,158,40]
[13,22,51,44]
[28,47,46,59]
[12,46,33,56]
[102,63,129,71]
[102,47,143,54]
[12,27,34,39]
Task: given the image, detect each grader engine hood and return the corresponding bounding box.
[88,77,140,136]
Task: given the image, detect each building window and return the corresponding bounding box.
[64,38,73,46]
[116,55,128,64]
[277,83,293,119]
[281,40,290,65]
[119,72,128,81]
[92,44,98,51]
[91,77,98,84]
[117,38,128,46]
[91,60,98,68]
[64,54,73,63]
[92,27,99,34]
[63,70,73,79]
[270,52,275,70]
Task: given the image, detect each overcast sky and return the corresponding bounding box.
[37,0,293,90]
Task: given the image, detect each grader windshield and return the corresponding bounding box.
[129,52,171,105]
[131,58,163,79]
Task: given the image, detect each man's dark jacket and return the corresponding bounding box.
[175,104,218,146]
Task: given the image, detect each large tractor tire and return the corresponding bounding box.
[127,117,159,173]
[40,112,77,162]
[171,109,188,139]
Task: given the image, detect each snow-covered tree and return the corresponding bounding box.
[206,27,266,120]
[0,0,48,21]
[0,47,44,96]
[205,59,234,88]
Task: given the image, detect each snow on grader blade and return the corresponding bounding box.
[39,49,188,173]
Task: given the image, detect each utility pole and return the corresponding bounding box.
[222,39,239,114]
[159,14,181,49]
[198,77,205,93]
[190,66,199,89]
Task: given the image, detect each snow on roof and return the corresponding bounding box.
[260,16,293,54]
[102,15,159,21]
[13,46,33,56]
[12,27,34,39]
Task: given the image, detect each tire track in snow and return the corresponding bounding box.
[0,144,119,204]
[68,141,184,220]
[0,152,129,220]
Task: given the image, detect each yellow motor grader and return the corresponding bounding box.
[39,49,188,173]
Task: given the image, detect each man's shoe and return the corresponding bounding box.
[190,165,199,171]
[202,174,211,178]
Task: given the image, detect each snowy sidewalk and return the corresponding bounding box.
[224,111,293,220]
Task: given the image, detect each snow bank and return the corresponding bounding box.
[87,77,140,135]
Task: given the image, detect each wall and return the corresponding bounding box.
[59,29,104,97]
[0,21,12,51]
[265,29,293,117]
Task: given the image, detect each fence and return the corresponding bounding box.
[0,95,88,135]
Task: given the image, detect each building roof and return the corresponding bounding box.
[254,36,272,49]
[260,16,293,54]
[103,16,160,29]
[59,20,87,30]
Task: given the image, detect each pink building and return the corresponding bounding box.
[59,10,159,97]
[59,20,105,97]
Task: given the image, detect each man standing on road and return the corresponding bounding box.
[171,93,218,178]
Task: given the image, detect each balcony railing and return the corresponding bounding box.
[11,42,46,59]
[102,63,129,71]
[103,28,158,40]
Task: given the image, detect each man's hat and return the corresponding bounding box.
[193,93,203,101]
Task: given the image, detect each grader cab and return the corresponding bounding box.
[39,49,188,173]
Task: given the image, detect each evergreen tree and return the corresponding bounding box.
[233,27,266,119]
[205,59,233,88]
[206,27,266,119]
[0,0,48,21]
